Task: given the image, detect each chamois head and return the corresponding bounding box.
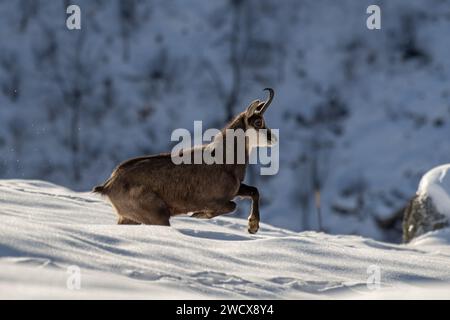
[241,88,278,149]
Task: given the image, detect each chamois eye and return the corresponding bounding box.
[253,118,263,128]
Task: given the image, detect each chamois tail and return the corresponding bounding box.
[92,177,113,195]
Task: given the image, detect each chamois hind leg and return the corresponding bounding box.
[107,199,138,225]
[108,189,170,226]
[129,190,171,226]
[191,201,237,219]
[117,216,140,225]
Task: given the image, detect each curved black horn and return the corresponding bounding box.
[257,88,275,114]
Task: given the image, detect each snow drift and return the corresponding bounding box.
[0,180,450,299]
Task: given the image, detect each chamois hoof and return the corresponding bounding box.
[191,211,212,219]
[248,219,259,234]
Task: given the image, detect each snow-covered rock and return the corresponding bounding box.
[418,164,450,216]
[1,180,450,299]
[403,165,450,243]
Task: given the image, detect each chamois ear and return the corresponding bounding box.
[246,100,263,117]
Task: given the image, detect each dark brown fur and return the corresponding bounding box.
[93,89,276,233]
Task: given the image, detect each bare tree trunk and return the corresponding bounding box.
[224,0,243,121]
[69,89,82,182]
[311,138,325,232]
[314,189,323,232]
[119,0,137,62]
[19,0,39,32]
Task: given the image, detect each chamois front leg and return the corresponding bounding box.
[237,184,260,234]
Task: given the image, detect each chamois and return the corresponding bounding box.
[93,88,277,233]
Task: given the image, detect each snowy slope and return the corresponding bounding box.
[0,180,450,299]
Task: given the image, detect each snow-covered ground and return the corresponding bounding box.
[1,180,450,299]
